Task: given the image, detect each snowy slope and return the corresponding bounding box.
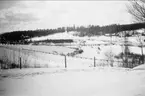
[1,68,145,96]
[29,31,81,41]
[133,64,145,70]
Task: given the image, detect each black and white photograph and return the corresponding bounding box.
[0,0,145,96]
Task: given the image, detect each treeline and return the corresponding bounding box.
[0,27,65,44]
[0,22,145,44]
[32,39,74,45]
[66,23,145,36]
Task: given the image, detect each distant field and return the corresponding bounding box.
[3,45,76,55]
[0,34,145,69]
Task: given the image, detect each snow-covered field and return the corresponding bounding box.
[0,32,145,68]
[0,32,145,96]
[0,44,76,55]
[0,66,145,96]
[0,45,69,68]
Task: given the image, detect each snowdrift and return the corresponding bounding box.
[133,64,145,70]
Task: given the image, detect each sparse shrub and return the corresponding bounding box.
[44,64,49,68]
[34,64,41,68]
[23,64,29,68]
[115,52,145,68]
[104,50,115,67]
[67,48,83,56]
[10,63,19,68]
[0,60,3,69]
[78,49,83,54]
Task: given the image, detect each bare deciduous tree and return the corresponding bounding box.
[127,0,145,64]
[136,31,144,63]
[127,0,145,22]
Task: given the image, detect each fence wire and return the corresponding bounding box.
[0,45,126,69]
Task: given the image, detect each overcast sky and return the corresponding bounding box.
[0,1,132,33]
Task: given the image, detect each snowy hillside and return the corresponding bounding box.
[28,31,145,46]
[0,67,145,96]
[1,31,145,68]
[28,31,82,41]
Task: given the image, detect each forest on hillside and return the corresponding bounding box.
[0,22,145,44]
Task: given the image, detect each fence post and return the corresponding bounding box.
[94,57,96,67]
[0,63,1,69]
[19,57,22,69]
[64,55,67,68]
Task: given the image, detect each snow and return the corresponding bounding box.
[0,45,76,55]
[1,33,145,68]
[28,32,121,43]
[1,31,145,96]
[133,64,145,70]
[29,32,81,41]
[26,32,145,58]
[0,68,145,96]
